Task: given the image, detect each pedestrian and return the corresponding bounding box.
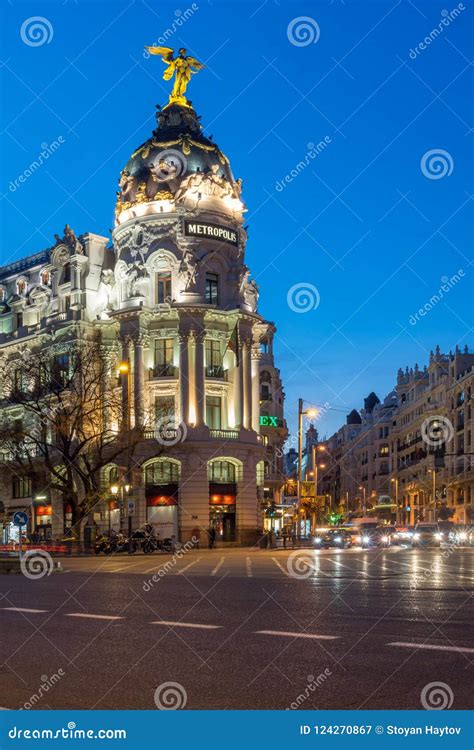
[211,526,216,548]
[207,525,214,549]
[191,526,201,548]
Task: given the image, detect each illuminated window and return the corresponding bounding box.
[206,396,221,429]
[155,338,174,365]
[208,460,236,483]
[155,395,175,424]
[145,460,180,485]
[157,272,171,304]
[205,339,221,366]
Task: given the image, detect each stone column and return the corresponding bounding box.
[194,330,205,427]
[121,338,131,430]
[179,332,190,424]
[233,342,243,428]
[133,335,146,428]
[243,339,252,430]
[251,344,261,433]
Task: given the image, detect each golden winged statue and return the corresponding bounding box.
[145,46,205,107]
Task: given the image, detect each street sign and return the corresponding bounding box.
[13,511,28,527]
[127,500,135,517]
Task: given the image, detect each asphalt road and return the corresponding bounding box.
[0,546,473,711]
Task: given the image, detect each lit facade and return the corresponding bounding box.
[0,97,287,545]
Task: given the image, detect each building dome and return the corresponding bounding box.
[115,102,245,226]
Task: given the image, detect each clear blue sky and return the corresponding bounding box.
[1,0,472,440]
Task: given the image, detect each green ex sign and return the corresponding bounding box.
[260,415,279,427]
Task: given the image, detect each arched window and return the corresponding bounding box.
[208,460,237,483]
[145,459,181,485]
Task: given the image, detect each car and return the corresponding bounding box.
[437,521,456,544]
[361,525,396,548]
[314,529,353,549]
[411,523,442,547]
[341,527,362,547]
[396,525,415,544]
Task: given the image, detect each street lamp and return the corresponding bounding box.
[391,477,399,524]
[428,469,437,522]
[118,360,131,431]
[297,399,318,539]
[110,482,131,535]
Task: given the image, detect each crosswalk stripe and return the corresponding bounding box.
[211,556,225,576]
[177,558,201,575]
[271,557,290,576]
[246,557,253,577]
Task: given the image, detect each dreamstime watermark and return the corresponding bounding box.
[409,539,460,590]
[287,16,320,47]
[8,724,126,740]
[275,138,332,192]
[287,283,320,313]
[151,149,187,181]
[421,415,454,448]
[286,669,332,709]
[287,550,317,579]
[421,681,454,710]
[154,417,187,446]
[154,681,187,709]
[142,537,197,591]
[409,270,465,325]
[143,6,199,57]
[20,549,54,580]
[21,669,65,710]
[421,149,454,180]
[20,17,54,47]
[9,138,65,192]
[409,4,466,59]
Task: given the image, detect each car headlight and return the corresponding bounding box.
[392,533,398,539]
[362,536,370,544]
[458,532,467,541]
[355,536,361,544]
[314,537,322,544]
[334,536,342,543]
[435,533,442,541]
[382,535,389,543]
[413,533,420,540]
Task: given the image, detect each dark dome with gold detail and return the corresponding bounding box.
[115,103,244,225]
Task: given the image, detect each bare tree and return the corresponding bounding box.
[0,333,144,541]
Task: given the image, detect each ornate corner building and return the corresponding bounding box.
[0,95,288,545]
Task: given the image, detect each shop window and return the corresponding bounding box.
[156,272,172,304]
[206,396,221,429]
[205,273,218,305]
[13,475,32,498]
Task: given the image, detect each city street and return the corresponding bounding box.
[0,546,472,710]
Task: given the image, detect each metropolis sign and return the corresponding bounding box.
[184,220,239,247]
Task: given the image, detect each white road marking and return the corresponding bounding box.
[388,641,474,654]
[211,556,225,576]
[256,629,338,640]
[177,558,201,575]
[246,557,253,577]
[272,557,290,576]
[1,607,48,613]
[65,613,124,621]
[104,561,149,573]
[151,621,221,630]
